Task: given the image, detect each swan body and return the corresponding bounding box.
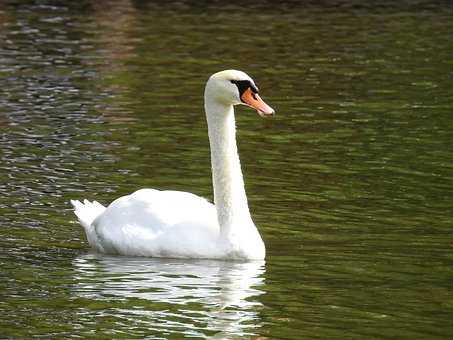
[71,70,274,260]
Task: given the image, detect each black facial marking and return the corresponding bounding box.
[230,79,259,97]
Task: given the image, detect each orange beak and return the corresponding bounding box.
[241,88,275,117]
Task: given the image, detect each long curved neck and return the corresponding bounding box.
[205,98,253,237]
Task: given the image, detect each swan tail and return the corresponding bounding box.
[70,199,105,230]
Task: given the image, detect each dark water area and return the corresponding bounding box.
[0,0,452,338]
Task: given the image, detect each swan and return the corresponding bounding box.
[70,70,275,260]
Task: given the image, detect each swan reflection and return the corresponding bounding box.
[72,254,265,337]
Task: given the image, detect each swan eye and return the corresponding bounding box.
[230,79,259,96]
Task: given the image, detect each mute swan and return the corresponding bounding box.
[71,70,275,260]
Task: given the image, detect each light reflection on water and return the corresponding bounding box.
[0,0,452,338]
[73,255,265,338]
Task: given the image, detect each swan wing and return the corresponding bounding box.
[81,189,219,257]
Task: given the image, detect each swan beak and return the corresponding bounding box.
[241,88,275,117]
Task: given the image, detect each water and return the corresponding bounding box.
[1,0,452,338]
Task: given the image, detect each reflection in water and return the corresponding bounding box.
[72,254,265,337]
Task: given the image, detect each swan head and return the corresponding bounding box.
[205,70,275,117]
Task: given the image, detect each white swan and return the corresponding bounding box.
[71,70,275,260]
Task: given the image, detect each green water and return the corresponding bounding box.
[1,1,452,338]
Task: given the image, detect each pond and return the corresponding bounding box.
[0,0,452,338]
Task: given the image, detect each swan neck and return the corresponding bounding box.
[205,99,253,235]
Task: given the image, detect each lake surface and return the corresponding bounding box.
[1,0,452,338]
